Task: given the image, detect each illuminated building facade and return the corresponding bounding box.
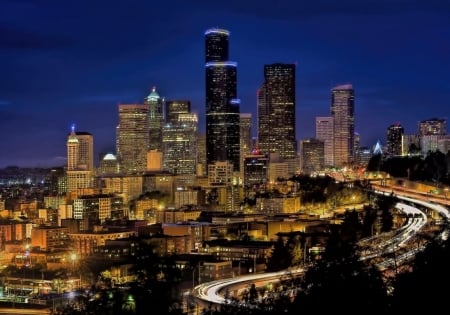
[386,123,404,156]
[205,28,240,172]
[116,104,149,174]
[196,133,206,176]
[331,84,355,167]
[300,138,324,174]
[315,116,334,167]
[240,113,253,179]
[418,118,446,136]
[243,149,268,192]
[98,153,119,175]
[66,126,95,192]
[165,100,190,124]
[257,63,297,160]
[240,113,253,158]
[73,194,124,230]
[162,100,198,175]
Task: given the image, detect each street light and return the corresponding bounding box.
[70,253,77,272]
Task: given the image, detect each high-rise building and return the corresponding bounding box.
[162,112,198,175]
[359,146,373,168]
[116,104,149,174]
[257,63,297,160]
[240,113,252,179]
[243,149,268,193]
[73,194,124,230]
[386,123,404,157]
[162,100,197,175]
[417,118,447,156]
[165,100,191,124]
[421,135,448,155]
[418,118,446,136]
[354,132,361,166]
[315,116,334,167]
[145,87,164,151]
[66,125,94,192]
[67,125,80,172]
[205,28,240,172]
[98,153,119,175]
[300,138,324,174]
[196,133,206,176]
[331,84,355,168]
[240,113,253,157]
[66,125,94,171]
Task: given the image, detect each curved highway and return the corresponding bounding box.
[193,190,450,306]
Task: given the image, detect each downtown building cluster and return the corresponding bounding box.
[61,27,449,216]
[0,28,448,295]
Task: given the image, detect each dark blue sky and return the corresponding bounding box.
[1,0,449,168]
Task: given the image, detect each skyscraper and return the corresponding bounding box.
[162,108,198,175]
[300,138,324,174]
[418,118,447,155]
[257,63,297,160]
[240,113,253,181]
[331,84,355,167]
[418,118,446,136]
[145,86,164,151]
[66,125,94,192]
[165,100,191,124]
[386,123,404,157]
[205,28,240,172]
[315,116,334,167]
[66,125,94,171]
[116,104,149,174]
[196,133,206,176]
[240,113,253,157]
[67,125,80,172]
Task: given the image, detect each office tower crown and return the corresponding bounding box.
[205,28,230,62]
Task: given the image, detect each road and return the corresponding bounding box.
[0,308,50,315]
[192,188,450,306]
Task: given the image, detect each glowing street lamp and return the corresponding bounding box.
[70,253,77,271]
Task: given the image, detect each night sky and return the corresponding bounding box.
[1,0,449,168]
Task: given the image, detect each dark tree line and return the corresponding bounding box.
[367,150,450,185]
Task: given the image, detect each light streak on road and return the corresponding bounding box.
[193,188,449,306]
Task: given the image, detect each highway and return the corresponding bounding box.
[0,307,50,315]
[192,188,450,306]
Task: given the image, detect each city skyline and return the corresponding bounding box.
[1,0,449,168]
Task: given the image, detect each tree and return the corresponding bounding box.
[286,235,302,266]
[361,204,377,237]
[266,236,292,272]
[391,236,450,312]
[339,210,362,244]
[292,230,389,313]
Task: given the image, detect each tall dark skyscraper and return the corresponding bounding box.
[386,123,404,157]
[257,63,297,160]
[331,84,355,167]
[205,28,240,172]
